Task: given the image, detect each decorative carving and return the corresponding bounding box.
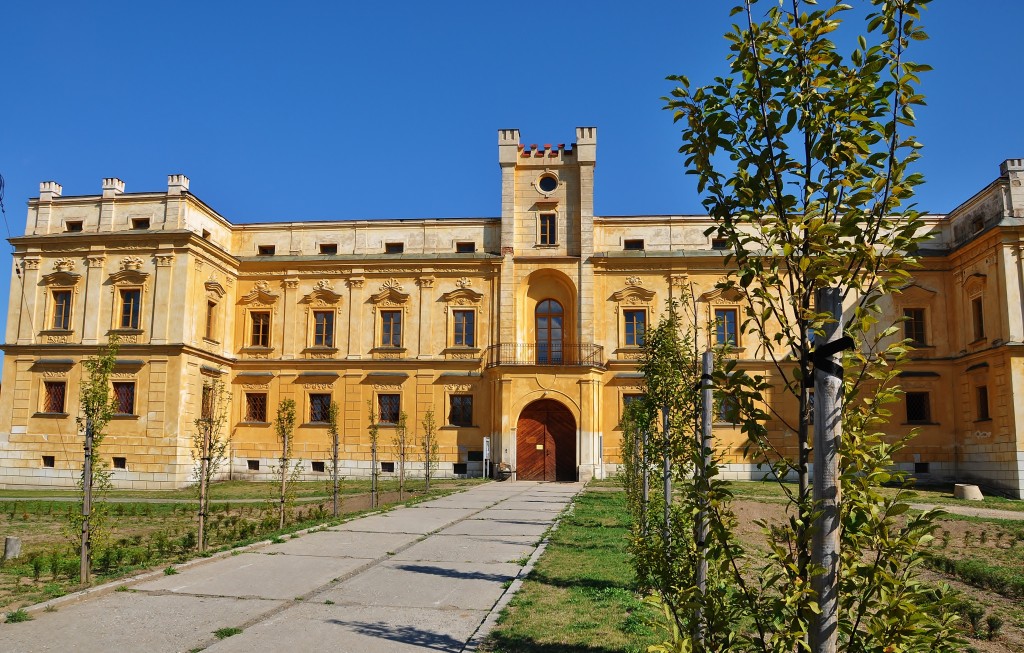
[244,351,270,359]
[240,281,280,306]
[41,271,82,288]
[445,384,473,392]
[314,279,334,291]
[417,277,435,288]
[307,351,336,359]
[254,280,272,292]
[373,268,420,274]
[347,277,365,289]
[302,280,343,306]
[610,285,656,305]
[380,278,404,292]
[302,382,334,390]
[456,277,472,288]
[448,352,477,360]
[205,278,227,299]
[625,275,642,287]
[21,258,41,270]
[668,273,690,288]
[374,351,403,359]
[369,280,410,306]
[242,383,270,391]
[120,256,144,271]
[619,351,644,360]
[46,334,72,344]
[284,279,299,290]
[155,254,174,267]
[110,371,136,379]
[41,370,66,378]
[118,334,140,344]
[86,255,106,268]
[699,286,745,306]
[372,383,403,390]
[109,268,150,286]
[501,246,514,256]
[53,258,76,272]
[440,287,484,306]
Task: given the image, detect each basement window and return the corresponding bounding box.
[247,459,260,471]
[130,218,150,230]
[624,239,645,251]
[319,243,338,255]
[380,461,395,473]
[65,221,83,232]
[453,463,468,475]
[42,456,55,468]
[113,457,127,470]
[311,461,326,473]
[257,245,276,256]
[385,242,404,254]
[914,462,930,474]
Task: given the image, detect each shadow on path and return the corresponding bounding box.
[393,563,514,582]
[331,620,465,652]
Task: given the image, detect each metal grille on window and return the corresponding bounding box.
[449,395,473,426]
[906,392,930,423]
[44,382,66,413]
[378,394,400,424]
[309,394,331,423]
[113,382,135,415]
[246,393,268,422]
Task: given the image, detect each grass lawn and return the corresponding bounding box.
[482,488,661,653]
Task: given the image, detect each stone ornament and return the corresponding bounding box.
[120,256,144,271]
[456,277,472,288]
[53,258,76,272]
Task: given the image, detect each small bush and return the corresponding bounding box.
[986,614,1004,641]
[5,609,32,623]
[214,627,242,639]
[163,566,178,576]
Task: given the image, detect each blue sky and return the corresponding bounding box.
[1,1,1022,342]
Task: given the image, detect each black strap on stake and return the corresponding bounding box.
[810,335,856,379]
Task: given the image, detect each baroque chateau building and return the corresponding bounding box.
[1,128,1023,498]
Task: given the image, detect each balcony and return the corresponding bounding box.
[486,343,605,368]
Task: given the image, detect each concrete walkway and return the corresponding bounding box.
[2,481,583,653]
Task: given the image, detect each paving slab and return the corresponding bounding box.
[438,517,550,538]
[335,506,475,534]
[392,534,537,564]
[319,559,521,610]
[206,603,486,653]
[493,499,570,512]
[469,508,561,523]
[135,551,375,600]
[0,592,284,653]
[263,530,419,557]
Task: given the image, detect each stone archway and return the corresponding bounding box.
[516,399,576,481]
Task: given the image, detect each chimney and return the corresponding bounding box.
[102,177,125,198]
[1001,159,1024,218]
[167,174,190,196]
[498,129,520,166]
[575,127,597,164]
[39,181,62,201]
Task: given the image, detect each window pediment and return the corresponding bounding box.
[699,286,744,306]
[963,273,987,296]
[239,280,279,306]
[41,271,82,287]
[440,287,484,306]
[370,279,410,306]
[109,269,150,286]
[610,286,656,305]
[898,282,937,302]
[302,280,343,306]
[205,278,227,300]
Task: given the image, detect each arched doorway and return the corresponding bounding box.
[516,399,576,481]
[535,299,564,364]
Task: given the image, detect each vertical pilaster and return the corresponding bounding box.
[16,258,41,344]
[81,255,106,344]
[151,253,174,344]
[346,277,365,359]
[498,129,520,346]
[578,377,599,482]
[282,278,299,359]
[416,276,434,359]
[99,178,125,232]
[576,127,597,344]
[499,378,513,468]
[35,182,62,235]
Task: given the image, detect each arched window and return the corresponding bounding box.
[535,299,564,363]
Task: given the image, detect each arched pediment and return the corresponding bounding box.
[302,287,344,306]
[239,280,279,306]
[610,286,656,304]
[41,271,82,287]
[963,273,987,295]
[369,287,410,306]
[898,282,938,301]
[109,269,150,286]
[698,286,744,305]
[205,279,227,299]
[440,287,484,305]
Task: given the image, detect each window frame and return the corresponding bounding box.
[50,289,74,331]
[384,242,405,254]
[713,307,739,347]
[905,391,932,424]
[118,287,143,330]
[249,310,272,348]
[976,385,990,421]
[903,307,927,346]
[455,241,476,253]
[308,393,332,424]
[448,394,473,427]
[623,309,646,347]
[112,381,136,416]
[377,393,401,425]
[244,392,269,423]
[538,213,557,246]
[623,239,645,251]
[971,295,985,341]
[319,243,338,255]
[313,310,335,348]
[380,310,403,348]
[42,380,67,414]
[204,300,218,342]
[453,309,475,347]
[257,245,276,256]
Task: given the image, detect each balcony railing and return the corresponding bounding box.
[486,343,605,368]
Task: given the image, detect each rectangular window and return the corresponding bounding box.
[456,242,476,253]
[52,290,72,330]
[624,239,645,251]
[130,218,150,230]
[257,245,276,256]
[716,394,740,424]
[453,310,475,347]
[905,391,931,424]
[624,309,646,347]
[119,289,142,329]
[311,461,326,473]
[976,386,990,421]
[711,237,729,250]
[245,393,268,422]
[539,214,556,245]
[65,221,83,232]
[247,459,260,471]
[250,311,271,347]
[971,297,985,340]
[623,393,645,409]
[112,456,127,469]
[378,394,400,424]
[314,310,335,347]
[914,462,930,474]
[112,381,135,415]
[449,394,473,426]
[319,243,338,255]
[381,310,402,347]
[385,242,404,254]
[380,461,395,473]
[309,393,331,423]
[205,301,217,340]
[42,455,55,468]
[714,308,738,346]
[903,308,926,345]
[43,381,66,413]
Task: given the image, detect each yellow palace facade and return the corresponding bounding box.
[1,128,1023,498]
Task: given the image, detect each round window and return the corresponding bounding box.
[538,175,558,193]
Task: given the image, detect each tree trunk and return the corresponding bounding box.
[198,423,210,552]
[80,417,94,584]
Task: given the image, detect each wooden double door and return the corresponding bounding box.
[516,399,576,481]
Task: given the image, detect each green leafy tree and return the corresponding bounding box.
[367,400,380,508]
[69,337,119,583]
[327,401,342,518]
[657,0,960,650]
[421,409,439,492]
[192,379,231,551]
[273,399,299,529]
[393,411,409,500]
